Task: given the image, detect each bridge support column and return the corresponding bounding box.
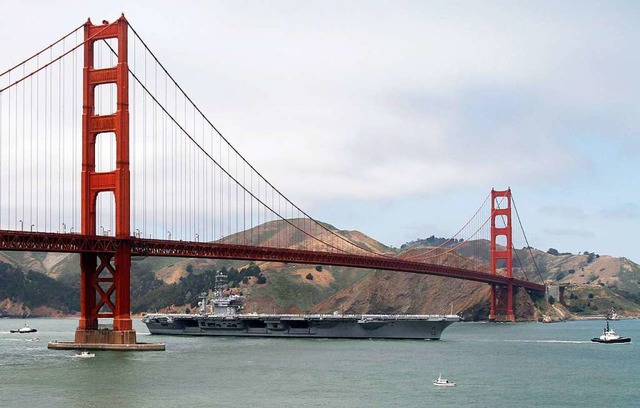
[506,283,515,322]
[78,253,98,331]
[113,243,133,332]
[489,284,496,321]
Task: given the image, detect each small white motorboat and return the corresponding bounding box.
[433,373,456,387]
[74,351,96,358]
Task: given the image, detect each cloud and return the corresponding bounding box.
[600,203,640,220]
[538,205,588,220]
[170,2,640,203]
[255,81,588,202]
[544,228,595,238]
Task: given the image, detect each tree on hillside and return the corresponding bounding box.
[0,263,79,314]
[131,263,163,300]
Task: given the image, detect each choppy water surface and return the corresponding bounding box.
[1,318,638,407]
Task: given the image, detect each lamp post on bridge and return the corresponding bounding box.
[62,223,66,234]
[19,220,23,231]
[195,233,199,242]
[167,231,172,240]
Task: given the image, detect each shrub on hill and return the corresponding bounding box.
[401,235,462,249]
[0,262,79,315]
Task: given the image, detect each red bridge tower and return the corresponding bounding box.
[75,16,135,345]
[489,188,515,322]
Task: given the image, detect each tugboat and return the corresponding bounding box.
[10,322,37,334]
[591,321,630,344]
[433,374,456,387]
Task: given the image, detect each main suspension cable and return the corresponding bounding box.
[512,195,544,283]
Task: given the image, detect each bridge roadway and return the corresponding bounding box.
[0,230,545,292]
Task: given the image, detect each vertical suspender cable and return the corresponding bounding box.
[143,49,147,237]
[9,72,13,226]
[36,63,40,230]
[72,34,77,232]
[227,140,230,239]
[163,67,167,240]
[191,103,194,240]
[154,60,158,238]
[219,130,222,240]
[174,84,177,240]
[43,64,47,229]
[49,47,53,231]
[0,72,5,229]
[0,82,3,229]
[131,33,135,235]
[22,65,26,228]
[61,38,65,231]
[183,89,185,239]
[58,42,62,232]
[235,153,238,244]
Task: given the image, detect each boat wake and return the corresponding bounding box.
[503,340,591,344]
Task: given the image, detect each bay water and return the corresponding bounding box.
[1,318,638,407]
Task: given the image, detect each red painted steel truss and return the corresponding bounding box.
[0,230,545,293]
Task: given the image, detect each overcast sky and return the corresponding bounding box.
[2,1,640,263]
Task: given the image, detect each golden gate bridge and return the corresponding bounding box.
[0,15,545,349]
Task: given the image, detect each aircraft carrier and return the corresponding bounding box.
[142,273,460,340]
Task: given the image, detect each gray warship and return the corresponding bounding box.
[142,272,460,340]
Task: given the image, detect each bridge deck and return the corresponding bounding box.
[0,230,545,292]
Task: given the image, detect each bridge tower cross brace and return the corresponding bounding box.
[489,188,515,322]
[75,16,135,344]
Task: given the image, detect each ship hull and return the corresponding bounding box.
[590,337,631,344]
[142,314,459,340]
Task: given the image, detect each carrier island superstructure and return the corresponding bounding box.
[142,273,461,340]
